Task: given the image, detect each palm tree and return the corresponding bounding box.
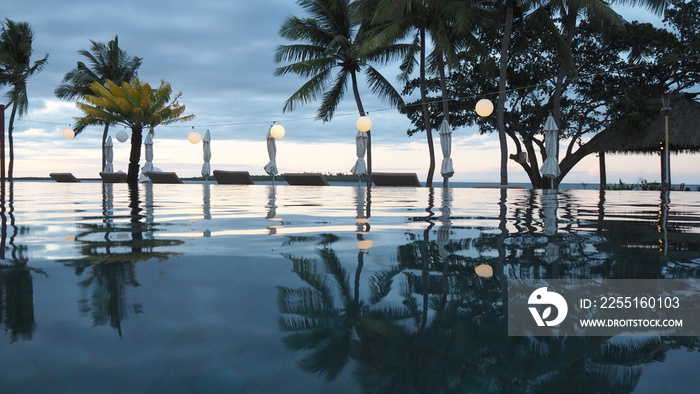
[275,0,408,185]
[0,19,49,180]
[371,0,478,187]
[73,79,195,184]
[54,36,142,172]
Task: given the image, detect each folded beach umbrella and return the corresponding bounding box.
[263,127,278,176]
[202,130,211,179]
[439,120,454,178]
[350,130,367,176]
[141,133,154,180]
[104,136,114,172]
[539,115,561,188]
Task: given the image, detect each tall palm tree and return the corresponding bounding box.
[54,36,142,172]
[275,0,408,185]
[73,79,195,184]
[372,0,478,187]
[0,19,49,180]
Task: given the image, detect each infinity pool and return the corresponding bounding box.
[1,181,699,393]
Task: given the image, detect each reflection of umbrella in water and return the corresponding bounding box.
[144,182,154,240]
[104,136,114,172]
[437,187,451,263]
[354,186,372,250]
[539,115,560,189]
[542,189,559,264]
[203,182,211,221]
[266,184,283,235]
[202,130,211,180]
[355,185,374,249]
[438,120,454,186]
[263,127,278,181]
[350,131,367,178]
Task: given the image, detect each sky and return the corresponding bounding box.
[2,0,697,185]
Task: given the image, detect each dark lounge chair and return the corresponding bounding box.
[213,170,255,185]
[99,172,127,183]
[49,173,80,182]
[283,172,329,186]
[145,171,183,184]
[371,172,421,187]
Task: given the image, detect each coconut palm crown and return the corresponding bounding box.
[54,36,142,171]
[74,79,195,184]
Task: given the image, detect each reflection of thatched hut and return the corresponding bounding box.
[587,93,700,187]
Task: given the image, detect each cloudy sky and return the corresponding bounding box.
[3,0,696,184]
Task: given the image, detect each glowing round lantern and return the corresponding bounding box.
[116,130,129,143]
[62,128,75,139]
[270,124,286,139]
[188,130,202,144]
[356,116,372,132]
[475,99,494,117]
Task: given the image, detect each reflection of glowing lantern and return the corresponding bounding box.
[62,128,75,139]
[475,264,493,278]
[270,124,286,139]
[64,235,76,242]
[475,99,494,117]
[116,130,129,143]
[357,239,374,250]
[356,116,372,132]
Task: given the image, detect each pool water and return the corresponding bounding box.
[1,182,699,393]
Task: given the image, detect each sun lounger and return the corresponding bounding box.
[49,173,80,182]
[99,172,127,183]
[371,172,421,187]
[283,173,329,186]
[145,171,183,184]
[213,170,254,185]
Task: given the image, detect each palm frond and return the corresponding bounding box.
[317,248,352,305]
[282,68,333,113]
[317,70,348,121]
[364,66,405,108]
[368,265,404,304]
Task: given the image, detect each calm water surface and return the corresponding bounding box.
[1,181,699,393]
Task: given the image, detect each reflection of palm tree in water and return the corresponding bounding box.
[278,190,668,392]
[66,183,183,337]
[0,182,40,341]
[278,239,412,380]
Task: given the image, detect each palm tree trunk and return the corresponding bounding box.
[497,3,514,187]
[438,55,450,188]
[350,71,371,188]
[0,104,5,183]
[419,28,435,188]
[7,103,18,181]
[127,126,143,184]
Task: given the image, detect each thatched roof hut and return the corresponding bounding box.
[588,93,700,154]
